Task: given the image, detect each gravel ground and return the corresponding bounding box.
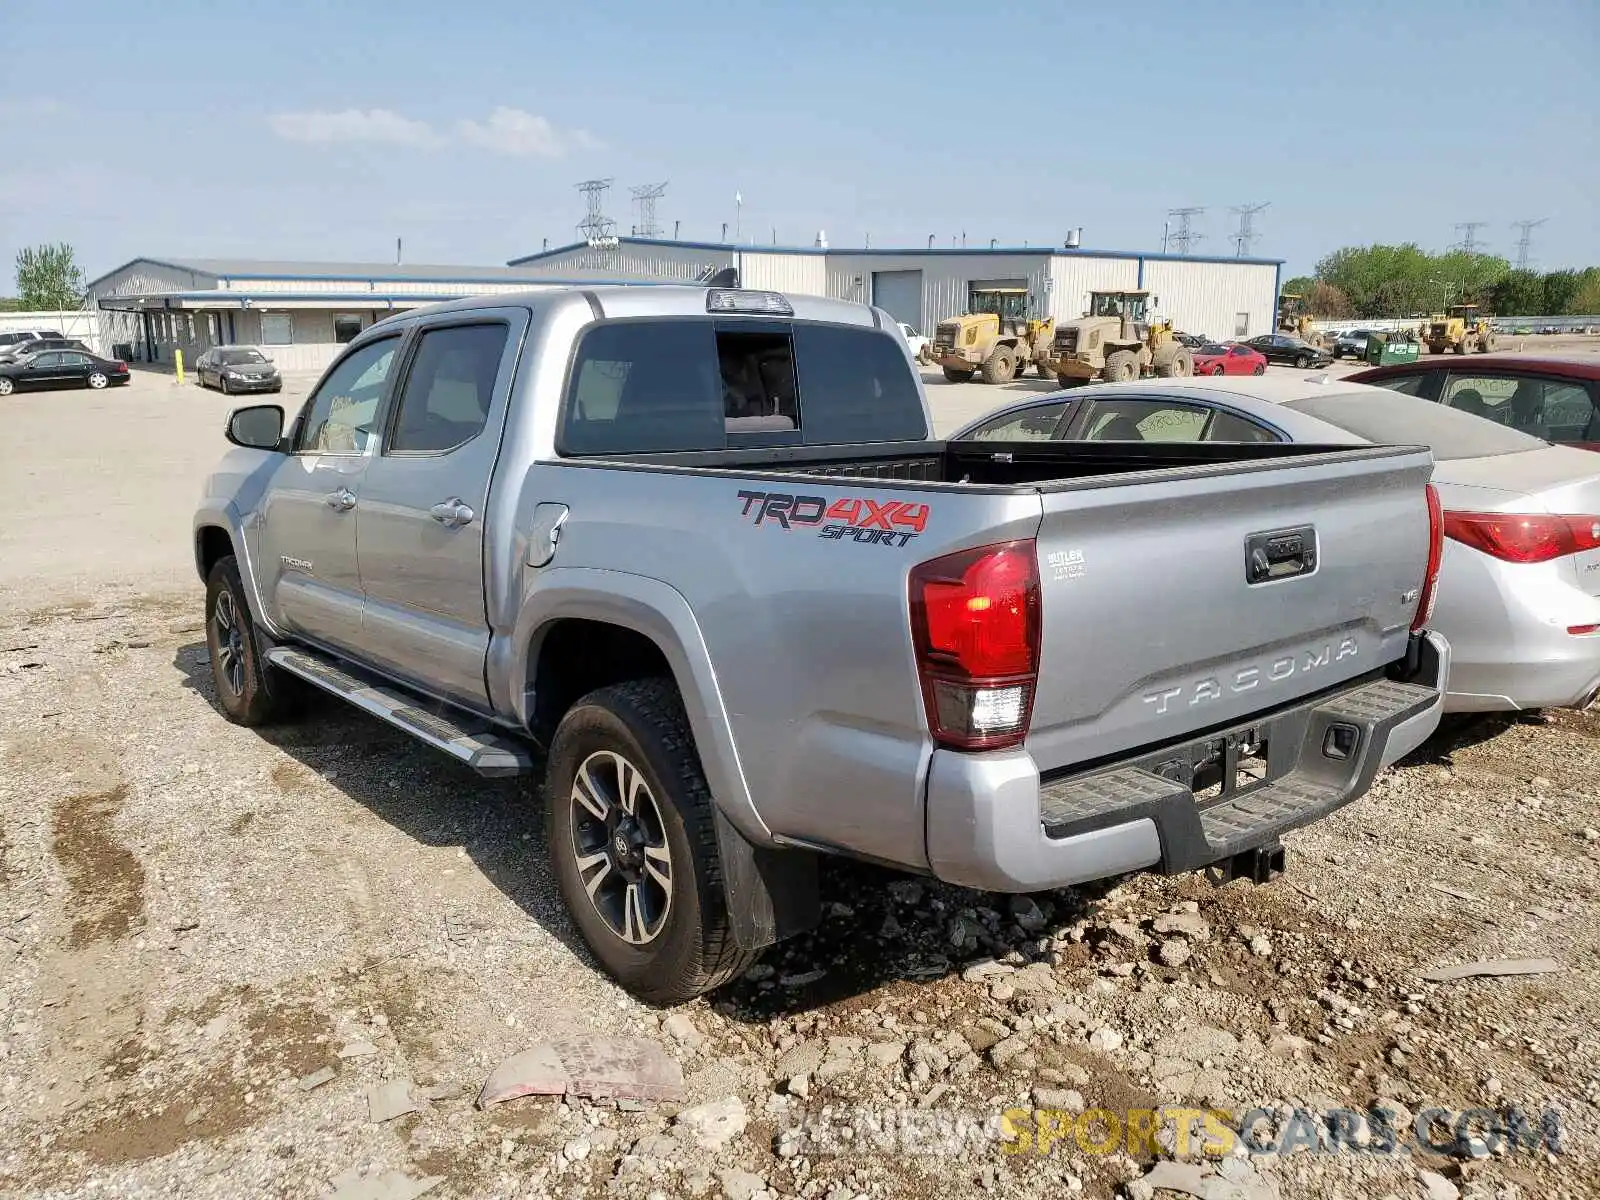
[1,349,1598,1199]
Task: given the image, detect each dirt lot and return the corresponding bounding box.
[1,359,1598,1199]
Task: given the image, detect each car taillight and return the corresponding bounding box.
[1412,484,1444,631]
[1442,510,1600,564]
[909,540,1041,751]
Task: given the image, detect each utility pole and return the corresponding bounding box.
[1511,218,1548,271]
[1230,202,1269,257]
[1452,221,1488,254]
[1166,207,1205,254]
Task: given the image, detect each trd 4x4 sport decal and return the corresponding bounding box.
[736,489,930,547]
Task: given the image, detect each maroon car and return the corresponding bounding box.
[1349,355,1600,452]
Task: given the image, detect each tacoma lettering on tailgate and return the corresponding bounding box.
[737,490,930,547]
[1142,637,1359,715]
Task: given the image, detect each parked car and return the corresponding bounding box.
[955,376,1600,715]
[193,284,1446,1002]
[1332,329,1376,359]
[0,329,63,352]
[1173,332,1209,349]
[195,346,283,394]
[0,336,88,364]
[1191,342,1267,377]
[0,348,130,395]
[1349,356,1600,451]
[1243,333,1333,368]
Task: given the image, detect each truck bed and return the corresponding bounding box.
[577,437,1406,489]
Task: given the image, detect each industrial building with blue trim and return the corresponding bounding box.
[84,239,1281,374]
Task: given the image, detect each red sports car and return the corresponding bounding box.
[1191,342,1267,376]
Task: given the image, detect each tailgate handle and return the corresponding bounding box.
[1246,525,1316,584]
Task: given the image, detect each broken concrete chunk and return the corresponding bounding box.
[673,1095,748,1150]
[337,1040,379,1060]
[477,1035,686,1108]
[366,1079,418,1123]
[329,1166,445,1200]
[296,1066,336,1092]
[1421,958,1561,982]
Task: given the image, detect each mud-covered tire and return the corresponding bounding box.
[981,347,1015,385]
[546,678,757,1005]
[1168,348,1193,377]
[941,366,975,383]
[1454,339,1469,355]
[1102,350,1138,382]
[1480,333,1495,353]
[204,555,301,726]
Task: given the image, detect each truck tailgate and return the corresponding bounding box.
[1025,446,1435,770]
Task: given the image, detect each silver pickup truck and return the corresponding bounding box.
[194,285,1449,1003]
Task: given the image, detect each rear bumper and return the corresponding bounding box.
[925,631,1449,893]
[1446,653,1600,713]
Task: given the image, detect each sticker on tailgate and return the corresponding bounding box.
[736,489,929,547]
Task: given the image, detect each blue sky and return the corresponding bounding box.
[2,0,1595,285]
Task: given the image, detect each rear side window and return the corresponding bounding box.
[388,323,507,454]
[1369,372,1427,397]
[559,318,925,455]
[1285,390,1548,460]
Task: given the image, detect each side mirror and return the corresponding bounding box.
[226,404,285,450]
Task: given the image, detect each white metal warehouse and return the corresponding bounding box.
[82,258,641,372]
[507,237,1284,344]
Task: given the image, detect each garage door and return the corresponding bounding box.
[871,270,923,333]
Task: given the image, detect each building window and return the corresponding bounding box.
[261,312,294,346]
[333,314,363,344]
[1234,312,1250,338]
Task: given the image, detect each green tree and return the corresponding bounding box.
[1489,269,1545,315]
[1315,243,1434,317]
[1542,270,1580,315]
[14,243,84,310]
[1568,269,1600,316]
[1281,275,1315,298]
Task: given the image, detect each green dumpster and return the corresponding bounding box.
[1364,331,1421,367]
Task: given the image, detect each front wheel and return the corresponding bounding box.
[220,375,231,394]
[980,347,1015,385]
[0,377,14,396]
[1212,364,1226,376]
[205,555,301,726]
[547,679,756,1004]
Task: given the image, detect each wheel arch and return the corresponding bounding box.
[506,567,768,845]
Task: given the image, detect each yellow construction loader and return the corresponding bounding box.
[932,286,1057,383]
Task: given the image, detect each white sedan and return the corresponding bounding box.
[954,375,1600,715]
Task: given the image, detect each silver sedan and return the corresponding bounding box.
[953,376,1600,715]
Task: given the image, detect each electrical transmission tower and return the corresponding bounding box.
[1166,207,1206,254]
[575,178,616,242]
[1230,202,1269,257]
[1452,221,1488,254]
[1511,218,1548,271]
[630,182,668,238]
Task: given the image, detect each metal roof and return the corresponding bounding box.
[85,256,578,291]
[508,235,1283,268]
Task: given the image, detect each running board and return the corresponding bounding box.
[265,646,533,777]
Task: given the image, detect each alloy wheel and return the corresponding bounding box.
[569,750,673,945]
[213,589,246,697]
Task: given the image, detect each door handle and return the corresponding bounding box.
[325,488,357,511]
[430,498,475,528]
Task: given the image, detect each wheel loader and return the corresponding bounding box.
[1276,293,1326,349]
[932,286,1057,384]
[1039,290,1194,385]
[1422,304,1497,355]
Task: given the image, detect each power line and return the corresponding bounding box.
[1452,221,1488,254]
[1165,207,1206,255]
[629,181,668,238]
[1230,202,1269,257]
[1511,218,1548,271]
[575,178,616,242]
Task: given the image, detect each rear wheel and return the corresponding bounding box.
[1102,350,1138,382]
[1252,363,1265,376]
[1480,333,1496,353]
[547,679,757,1004]
[941,366,975,383]
[1294,353,1310,369]
[1453,339,1468,355]
[981,346,1015,384]
[88,371,109,389]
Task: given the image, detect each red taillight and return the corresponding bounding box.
[909,540,1041,750]
[1568,623,1600,636]
[1442,510,1600,564]
[1413,483,1444,632]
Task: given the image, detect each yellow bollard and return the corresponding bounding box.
[174,348,185,386]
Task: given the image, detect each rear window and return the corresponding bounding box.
[1284,390,1549,460]
[559,317,925,455]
